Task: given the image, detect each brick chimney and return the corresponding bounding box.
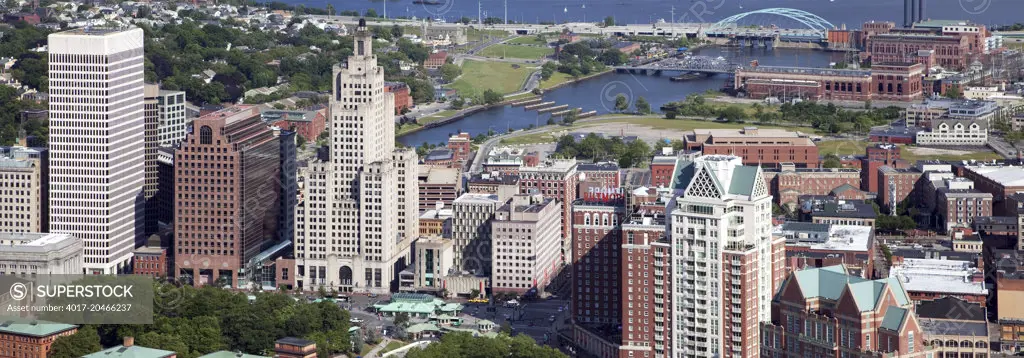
[124,336,134,347]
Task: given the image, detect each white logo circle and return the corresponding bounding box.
[9,283,27,301]
[423,0,456,18]
[600,81,634,113]
[959,0,991,15]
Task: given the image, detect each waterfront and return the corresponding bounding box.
[332,0,1021,28]
[397,46,844,146]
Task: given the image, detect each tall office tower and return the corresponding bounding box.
[174,106,281,287]
[275,128,297,245]
[143,84,160,235]
[490,194,561,294]
[0,146,47,233]
[451,193,503,273]
[518,158,579,264]
[48,27,145,274]
[155,147,175,229]
[669,155,785,358]
[155,89,188,146]
[293,19,416,294]
[394,148,420,246]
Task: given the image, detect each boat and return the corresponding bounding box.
[413,0,443,5]
[670,72,702,82]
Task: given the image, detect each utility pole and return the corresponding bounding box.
[478,1,482,25]
[383,0,387,19]
[504,0,507,25]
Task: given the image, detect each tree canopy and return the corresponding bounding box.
[405,332,566,358]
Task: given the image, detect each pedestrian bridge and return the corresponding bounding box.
[614,56,740,74]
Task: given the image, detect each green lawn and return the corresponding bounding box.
[540,72,574,90]
[467,28,509,42]
[419,109,459,122]
[501,131,560,145]
[380,341,407,354]
[449,60,535,96]
[507,36,549,46]
[815,140,1003,161]
[594,116,806,132]
[477,44,554,59]
[506,93,540,101]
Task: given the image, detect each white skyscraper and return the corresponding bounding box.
[294,20,418,294]
[669,155,785,358]
[48,27,146,274]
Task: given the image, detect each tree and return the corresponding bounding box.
[822,154,842,168]
[603,16,615,27]
[49,326,103,358]
[469,289,481,299]
[563,110,578,125]
[439,63,462,82]
[944,86,963,99]
[614,94,629,112]
[458,16,472,25]
[450,97,465,109]
[482,89,503,105]
[597,49,627,66]
[635,96,651,115]
[394,312,410,328]
[391,24,403,39]
[500,322,513,335]
[365,9,379,18]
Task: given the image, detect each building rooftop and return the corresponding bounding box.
[260,108,318,123]
[915,19,977,28]
[0,319,76,338]
[919,318,987,337]
[55,26,134,36]
[275,337,316,347]
[937,187,992,198]
[83,345,176,358]
[425,148,454,161]
[787,265,910,312]
[200,105,260,126]
[420,209,453,220]
[0,232,78,253]
[418,166,460,185]
[453,193,502,205]
[742,65,871,78]
[915,297,986,322]
[889,258,988,296]
[807,199,877,219]
[577,162,619,172]
[964,164,1024,187]
[870,126,925,138]
[776,223,874,252]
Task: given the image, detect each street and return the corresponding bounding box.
[460,298,571,345]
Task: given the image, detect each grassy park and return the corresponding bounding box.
[477,44,554,59]
[449,60,535,96]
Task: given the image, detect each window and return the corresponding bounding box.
[908,331,914,353]
[199,126,213,144]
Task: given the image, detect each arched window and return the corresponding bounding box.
[932,340,943,347]
[200,126,213,145]
[955,123,964,131]
[975,341,987,348]
[584,214,591,226]
[602,214,609,226]
[960,340,971,348]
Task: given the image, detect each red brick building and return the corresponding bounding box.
[867,34,970,71]
[861,144,907,194]
[570,201,624,326]
[577,162,620,191]
[734,63,925,102]
[960,165,1024,215]
[761,265,929,358]
[762,163,861,209]
[878,166,923,213]
[519,159,579,263]
[175,106,282,287]
[683,127,820,168]
[424,51,448,69]
[263,109,326,143]
[385,82,413,114]
[447,132,472,165]
[0,320,77,358]
[650,156,679,188]
[132,245,168,278]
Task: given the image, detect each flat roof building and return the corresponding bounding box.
[776,222,876,277]
[490,194,561,294]
[417,166,463,211]
[683,127,820,168]
[889,258,988,307]
[0,232,82,275]
[0,146,46,233]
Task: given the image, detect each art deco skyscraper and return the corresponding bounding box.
[294,19,418,294]
[48,27,145,274]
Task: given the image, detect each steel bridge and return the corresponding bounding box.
[614,56,740,74]
[706,8,837,39]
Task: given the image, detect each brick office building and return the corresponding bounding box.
[762,163,861,209]
[878,165,924,213]
[733,63,925,102]
[174,106,282,287]
[261,108,326,143]
[384,82,413,114]
[0,320,77,358]
[867,33,971,71]
[683,127,820,168]
[519,159,579,264]
[761,265,930,358]
[447,132,472,165]
[490,194,561,294]
[960,164,1024,215]
[570,200,624,327]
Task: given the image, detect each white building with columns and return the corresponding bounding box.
[293,20,419,294]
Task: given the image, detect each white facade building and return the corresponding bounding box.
[0,232,83,275]
[48,27,146,274]
[0,146,46,233]
[156,89,188,146]
[669,155,784,358]
[490,194,561,294]
[293,20,418,294]
[451,193,503,274]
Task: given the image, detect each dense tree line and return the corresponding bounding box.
[49,285,352,358]
[0,86,48,146]
[556,133,652,168]
[405,332,566,358]
[662,95,901,134]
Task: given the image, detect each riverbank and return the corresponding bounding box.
[396,95,542,138]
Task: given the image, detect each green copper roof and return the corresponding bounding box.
[880,307,909,331]
[83,345,176,358]
[728,166,758,196]
[0,320,76,338]
[790,265,910,312]
[669,158,694,190]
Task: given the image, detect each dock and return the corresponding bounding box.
[524,101,555,110]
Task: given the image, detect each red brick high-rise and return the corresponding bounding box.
[174,106,281,287]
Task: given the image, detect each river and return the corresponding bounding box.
[326,0,1020,29]
[397,47,844,146]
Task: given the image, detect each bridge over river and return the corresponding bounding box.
[614,56,742,75]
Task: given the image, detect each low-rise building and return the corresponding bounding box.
[424,51,448,69]
[490,194,561,294]
[447,133,472,165]
[0,232,82,275]
[0,319,77,358]
[801,198,878,228]
[423,148,454,168]
[972,215,1018,235]
[418,165,463,211]
[466,173,519,202]
[274,337,316,358]
[935,182,993,234]
[403,236,454,292]
[762,265,929,358]
[961,164,1024,215]
[914,297,990,358]
[683,127,819,168]
[916,118,988,146]
[889,258,988,307]
[762,163,861,209]
[776,222,876,277]
[384,82,413,114]
[482,147,535,174]
[84,337,177,358]
[419,207,453,237]
[261,108,326,143]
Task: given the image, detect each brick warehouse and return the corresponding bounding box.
[734,63,925,102]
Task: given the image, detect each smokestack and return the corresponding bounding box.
[918,0,926,23]
[903,0,914,28]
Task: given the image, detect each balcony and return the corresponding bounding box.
[655,279,664,286]
[655,306,664,314]
[655,298,664,304]
[654,251,665,258]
